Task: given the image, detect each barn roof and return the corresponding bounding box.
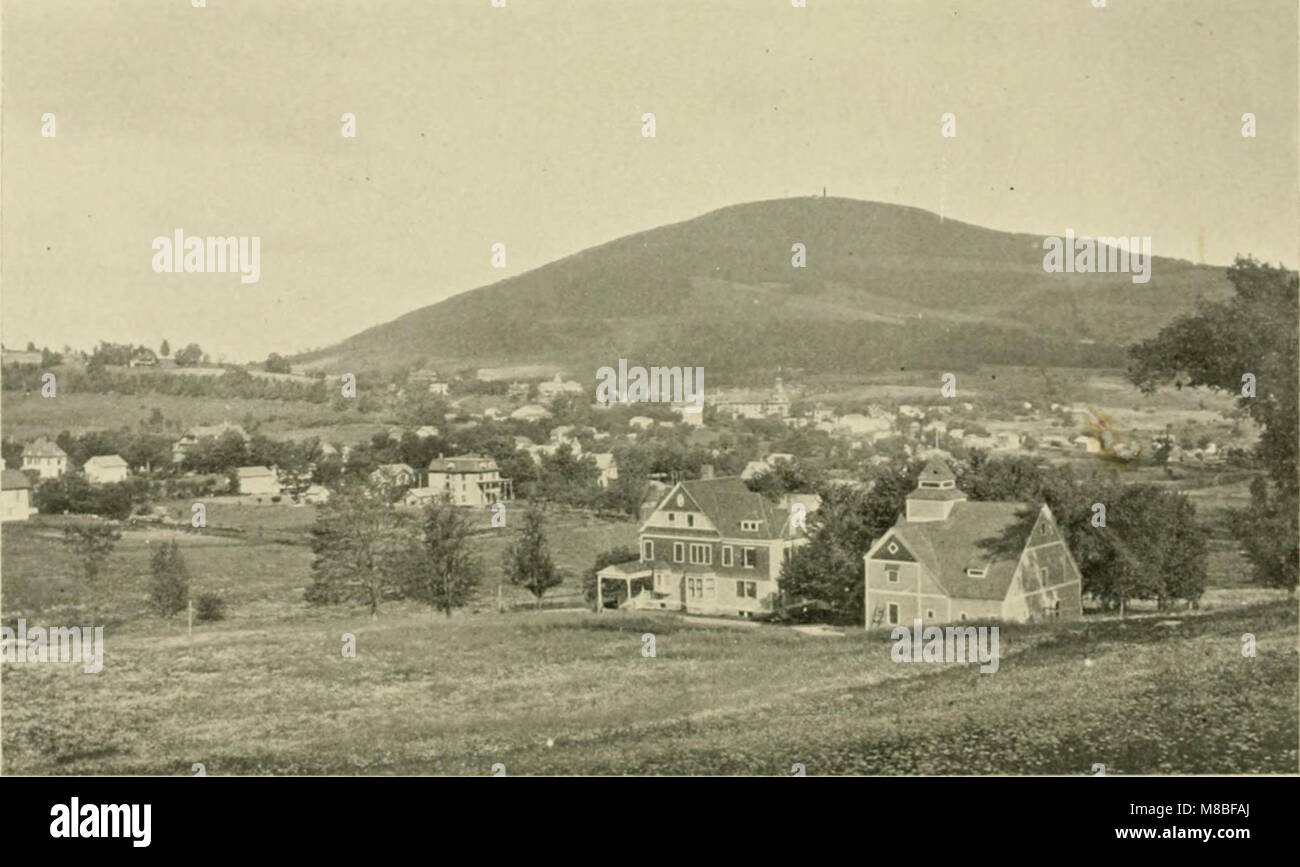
[2,469,32,490]
[887,501,1034,600]
[674,477,793,540]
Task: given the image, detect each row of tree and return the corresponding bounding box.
[305,485,562,617]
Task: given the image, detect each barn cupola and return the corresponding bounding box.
[905,458,967,522]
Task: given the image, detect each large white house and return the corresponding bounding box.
[22,437,67,479]
[84,455,130,484]
[236,466,281,498]
[596,475,810,618]
[1,469,36,522]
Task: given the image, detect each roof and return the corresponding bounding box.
[428,454,498,473]
[597,560,654,577]
[372,463,416,477]
[886,501,1034,600]
[918,458,956,483]
[671,477,794,541]
[24,437,66,458]
[236,465,275,478]
[84,454,128,468]
[185,422,248,440]
[2,469,32,490]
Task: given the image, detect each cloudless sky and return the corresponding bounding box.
[3,0,1296,361]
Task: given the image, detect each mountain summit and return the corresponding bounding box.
[300,197,1230,377]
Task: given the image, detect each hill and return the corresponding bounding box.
[298,197,1233,380]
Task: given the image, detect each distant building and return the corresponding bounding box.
[712,376,790,420]
[173,422,249,464]
[896,405,924,419]
[835,414,891,437]
[416,426,441,439]
[863,459,1083,627]
[421,454,513,507]
[236,466,281,498]
[369,463,418,491]
[628,416,655,430]
[22,437,67,479]
[84,455,129,485]
[593,453,618,488]
[538,373,584,402]
[510,404,552,422]
[1,469,36,522]
[128,347,158,368]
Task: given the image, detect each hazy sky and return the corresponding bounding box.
[3,0,1296,362]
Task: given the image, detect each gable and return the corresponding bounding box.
[869,533,917,562]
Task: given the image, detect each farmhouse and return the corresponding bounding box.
[596,475,809,617]
[863,459,1083,627]
[369,463,418,491]
[128,347,158,367]
[422,454,513,507]
[83,455,129,484]
[172,422,249,463]
[236,466,281,498]
[22,437,67,479]
[711,376,790,420]
[1,469,36,522]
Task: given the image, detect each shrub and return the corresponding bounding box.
[194,593,226,622]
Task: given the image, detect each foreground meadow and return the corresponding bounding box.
[2,515,1295,775]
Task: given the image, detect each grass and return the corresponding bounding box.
[2,508,1295,775]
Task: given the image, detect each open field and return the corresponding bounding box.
[2,502,1295,775]
[1,391,387,444]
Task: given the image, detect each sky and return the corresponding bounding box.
[2,0,1296,362]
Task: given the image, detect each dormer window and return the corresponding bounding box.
[965,568,986,578]
[741,520,760,532]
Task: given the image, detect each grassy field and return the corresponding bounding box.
[2,507,1295,775]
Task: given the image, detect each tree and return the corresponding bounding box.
[159,339,171,358]
[264,353,292,374]
[148,539,190,617]
[404,503,482,617]
[306,485,416,617]
[502,505,562,609]
[174,343,204,367]
[1129,256,1298,588]
[62,523,122,586]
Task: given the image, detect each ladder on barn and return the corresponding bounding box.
[870,604,885,627]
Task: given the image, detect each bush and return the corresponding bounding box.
[194,593,226,622]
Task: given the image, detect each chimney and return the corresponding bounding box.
[700,464,715,480]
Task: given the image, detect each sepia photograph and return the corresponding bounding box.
[0,0,1297,843]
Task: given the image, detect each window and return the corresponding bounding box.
[673,542,685,563]
[704,578,714,596]
[959,612,968,621]
[887,603,899,625]
[721,546,733,567]
[926,609,935,620]
[736,580,757,598]
[689,544,712,565]
[1039,522,1049,536]
[886,565,900,584]
[687,514,694,527]
[966,568,986,578]
[742,547,756,568]
[1039,566,1050,583]
[741,520,760,532]
[736,580,745,597]
[668,512,675,523]
[1052,600,1062,618]
[642,540,654,561]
